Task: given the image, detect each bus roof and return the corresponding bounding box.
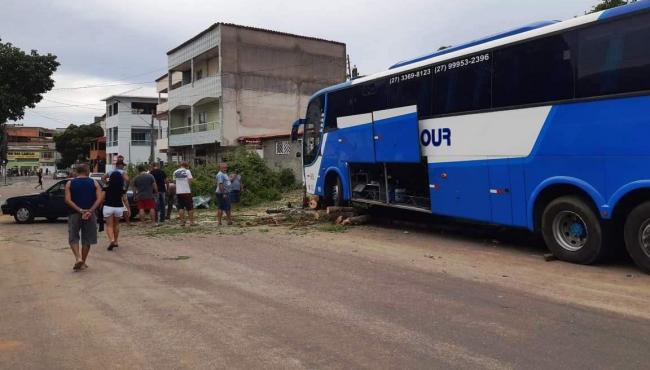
[389,21,559,70]
[309,0,650,101]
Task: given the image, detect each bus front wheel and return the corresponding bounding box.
[541,196,606,265]
[624,202,650,273]
[323,175,344,208]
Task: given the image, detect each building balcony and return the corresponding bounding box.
[169,121,221,147]
[157,101,168,114]
[168,76,221,109]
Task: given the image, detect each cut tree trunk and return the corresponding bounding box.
[326,206,356,214]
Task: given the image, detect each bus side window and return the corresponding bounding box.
[433,56,491,115]
[387,74,433,116]
[493,34,575,108]
[577,12,650,97]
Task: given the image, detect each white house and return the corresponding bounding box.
[103,94,168,171]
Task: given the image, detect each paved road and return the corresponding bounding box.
[1,181,649,369]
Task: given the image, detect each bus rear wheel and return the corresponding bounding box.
[323,175,344,208]
[624,202,650,273]
[541,196,606,265]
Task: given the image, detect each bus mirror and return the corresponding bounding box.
[291,119,304,142]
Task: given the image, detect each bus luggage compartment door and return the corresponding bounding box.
[335,113,375,163]
[372,106,421,163]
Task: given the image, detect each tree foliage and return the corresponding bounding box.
[588,0,635,13]
[0,39,59,160]
[54,124,104,168]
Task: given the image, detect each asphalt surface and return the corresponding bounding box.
[1,180,649,369]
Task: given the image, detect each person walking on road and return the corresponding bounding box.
[64,163,103,271]
[150,163,167,224]
[133,164,158,225]
[229,170,243,204]
[105,156,131,226]
[34,168,43,189]
[103,171,128,251]
[173,162,196,227]
[215,162,233,226]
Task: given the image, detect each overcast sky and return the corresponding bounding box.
[2,0,598,128]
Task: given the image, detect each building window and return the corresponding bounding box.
[131,102,156,115]
[196,69,203,80]
[113,102,118,115]
[41,151,53,159]
[198,112,207,124]
[131,130,149,145]
[108,105,113,116]
[276,141,291,155]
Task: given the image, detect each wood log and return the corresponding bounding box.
[309,196,320,210]
[335,215,345,225]
[326,206,356,214]
[328,212,356,222]
[346,215,370,226]
[312,210,328,220]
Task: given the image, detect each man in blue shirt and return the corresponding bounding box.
[215,162,232,226]
[65,163,104,271]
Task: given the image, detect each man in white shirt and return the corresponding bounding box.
[173,162,196,226]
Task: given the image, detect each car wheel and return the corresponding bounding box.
[14,206,35,224]
[624,202,650,273]
[541,196,607,265]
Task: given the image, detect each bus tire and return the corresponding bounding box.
[324,174,344,208]
[541,196,605,265]
[623,202,650,273]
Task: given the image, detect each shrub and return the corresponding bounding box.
[277,168,297,190]
[163,148,290,207]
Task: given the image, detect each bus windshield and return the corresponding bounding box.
[303,96,324,164]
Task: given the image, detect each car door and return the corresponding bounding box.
[44,181,69,217]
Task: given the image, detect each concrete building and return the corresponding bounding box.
[103,95,168,170]
[154,73,180,164]
[166,23,346,166]
[238,133,303,181]
[5,125,59,174]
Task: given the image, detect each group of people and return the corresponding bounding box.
[63,158,243,271]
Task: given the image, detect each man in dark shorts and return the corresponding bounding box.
[173,162,196,226]
[133,164,158,225]
[149,163,167,223]
[64,163,104,271]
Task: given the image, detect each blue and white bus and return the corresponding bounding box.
[291,1,650,272]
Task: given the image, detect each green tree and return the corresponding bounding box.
[588,0,635,13]
[0,39,59,161]
[54,124,104,168]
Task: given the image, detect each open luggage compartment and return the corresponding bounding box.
[349,162,431,211]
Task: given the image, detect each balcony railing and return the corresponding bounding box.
[131,140,152,146]
[170,121,219,136]
[107,140,118,147]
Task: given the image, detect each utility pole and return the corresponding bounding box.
[150,113,155,164]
